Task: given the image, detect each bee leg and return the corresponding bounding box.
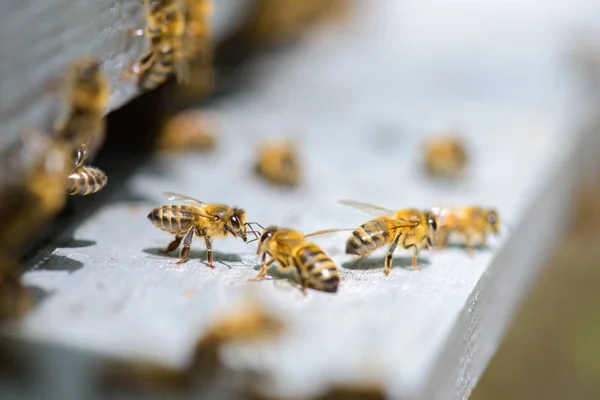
[249,254,274,281]
[412,246,421,271]
[74,145,88,168]
[479,233,488,247]
[464,234,475,256]
[204,237,214,269]
[384,233,402,276]
[176,228,195,264]
[160,235,182,254]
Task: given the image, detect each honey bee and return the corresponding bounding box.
[0,254,32,319]
[125,0,189,90]
[339,200,438,275]
[66,165,108,196]
[423,135,468,179]
[182,0,212,60]
[431,207,501,254]
[147,192,259,268]
[155,110,217,152]
[251,226,341,295]
[53,57,110,165]
[0,129,70,252]
[255,140,301,187]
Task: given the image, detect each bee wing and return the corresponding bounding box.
[388,218,419,231]
[163,191,206,206]
[338,200,394,217]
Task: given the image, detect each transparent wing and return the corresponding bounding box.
[163,191,206,206]
[338,199,394,217]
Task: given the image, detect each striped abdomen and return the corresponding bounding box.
[345,216,392,256]
[147,205,198,234]
[67,166,107,196]
[294,243,339,293]
[139,44,179,90]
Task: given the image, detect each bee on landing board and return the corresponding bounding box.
[251,226,341,295]
[423,135,468,179]
[431,207,501,254]
[53,57,110,166]
[124,0,189,90]
[339,200,438,275]
[147,192,260,268]
[254,140,301,187]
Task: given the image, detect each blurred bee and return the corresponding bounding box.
[147,192,260,268]
[155,110,217,152]
[0,254,32,319]
[101,298,283,394]
[0,129,70,251]
[339,200,438,275]
[431,207,501,254]
[124,0,189,90]
[251,226,341,295]
[53,57,110,165]
[255,140,301,187]
[66,166,108,196]
[183,0,212,60]
[423,135,468,179]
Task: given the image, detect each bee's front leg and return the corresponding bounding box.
[249,254,273,281]
[204,237,214,269]
[176,227,195,264]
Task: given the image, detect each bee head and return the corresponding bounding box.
[487,209,500,234]
[229,208,248,242]
[256,226,278,255]
[425,211,438,232]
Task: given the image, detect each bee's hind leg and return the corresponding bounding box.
[160,235,182,254]
[384,233,402,276]
[176,228,195,264]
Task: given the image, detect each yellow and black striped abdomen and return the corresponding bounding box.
[147,205,196,234]
[294,243,339,293]
[67,166,107,196]
[345,216,392,256]
[140,46,176,90]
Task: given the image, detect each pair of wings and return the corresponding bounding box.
[163,191,215,220]
[268,200,417,242]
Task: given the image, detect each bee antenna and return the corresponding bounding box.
[246,237,259,244]
[248,222,265,230]
[244,222,261,239]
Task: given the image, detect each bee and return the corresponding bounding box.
[66,165,108,196]
[0,129,70,252]
[251,226,341,295]
[182,0,212,60]
[155,110,217,152]
[147,192,259,268]
[423,135,468,179]
[125,0,189,90]
[431,207,501,254]
[0,254,32,319]
[53,57,110,166]
[255,140,301,187]
[339,200,438,275]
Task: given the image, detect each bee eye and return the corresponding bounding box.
[488,213,497,225]
[230,216,240,230]
[428,216,437,231]
[260,231,273,242]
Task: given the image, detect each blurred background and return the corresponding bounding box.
[1,0,600,399]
